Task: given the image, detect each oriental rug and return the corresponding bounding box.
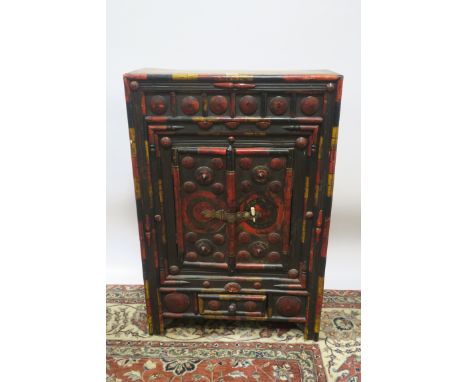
[106,285,361,381]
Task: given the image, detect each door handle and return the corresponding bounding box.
[202,206,260,224]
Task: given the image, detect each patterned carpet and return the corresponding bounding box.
[107,285,361,381]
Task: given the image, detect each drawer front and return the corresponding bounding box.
[198,293,267,317]
[142,84,327,120]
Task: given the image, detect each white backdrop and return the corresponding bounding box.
[107,0,360,289]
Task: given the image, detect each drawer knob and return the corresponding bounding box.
[228,303,237,313]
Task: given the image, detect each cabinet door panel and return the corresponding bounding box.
[171,147,229,271]
[234,148,294,273]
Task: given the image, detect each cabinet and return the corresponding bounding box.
[123,69,343,340]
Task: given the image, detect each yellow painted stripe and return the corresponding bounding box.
[129,128,137,157]
[327,174,334,197]
[314,276,325,333]
[172,73,198,80]
[144,280,153,334]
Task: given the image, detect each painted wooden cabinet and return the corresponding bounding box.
[123,69,343,340]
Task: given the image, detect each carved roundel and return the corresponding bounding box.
[195,239,213,256]
[237,250,250,261]
[238,231,250,244]
[213,251,225,262]
[185,231,198,243]
[150,95,167,115]
[252,166,270,184]
[240,180,252,193]
[183,181,197,193]
[207,300,221,311]
[239,95,258,115]
[269,96,288,116]
[243,301,258,312]
[270,157,285,170]
[267,251,281,263]
[267,232,281,244]
[300,96,319,115]
[212,233,225,245]
[268,180,282,194]
[209,95,228,115]
[211,182,225,194]
[181,96,200,115]
[249,241,268,258]
[195,166,214,185]
[181,156,195,169]
[239,157,253,170]
[240,193,283,234]
[210,157,224,170]
[276,296,302,317]
[185,251,198,262]
[164,292,190,313]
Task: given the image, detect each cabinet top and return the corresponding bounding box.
[124,68,342,82]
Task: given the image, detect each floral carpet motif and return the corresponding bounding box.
[107,285,361,381]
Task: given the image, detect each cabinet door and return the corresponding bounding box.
[164,140,304,278]
[171,146,230,271]
[234,148,294,273]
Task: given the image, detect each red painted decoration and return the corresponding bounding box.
[181,96,200,115]
[224,282,241,293]
[209,95,228,115]
[276,296,302,317]
[270,96,288,115]
[243,301,258,312]
[300,96,319,115]
[240,180,252,193]
[268,232,281,244]
[211,182,224,194]
[164,292,190,313]
[268,180,282,193]
[185,232,198,243]
[212,233,225,245]
[238,231,250,244]
[181,156,195,168]
[183,181,197,193]
[239,95,258,115]
[237,250,250,261]
[207,300,221,311]
[213,251,225,262]
[185,251,198,262]
[210,157,224,170]
[239,157,253,170]
[150,95,167,115]
[267,251,281,263]
[270,157,285,170]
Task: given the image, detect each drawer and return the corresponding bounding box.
[198,294,267,317]
[143,89,326,119]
